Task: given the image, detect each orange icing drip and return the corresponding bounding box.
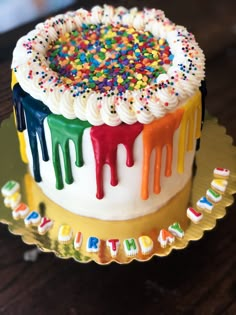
[178,91,202,173]
[142,108,184,200]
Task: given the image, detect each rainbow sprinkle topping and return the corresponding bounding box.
[46,24,173,94]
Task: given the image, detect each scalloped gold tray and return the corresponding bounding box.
[0,115,235,264]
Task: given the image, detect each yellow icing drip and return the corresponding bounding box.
[11,71,18,90]
[178,91,202,173]
[13,112,28,163]
[11,71,28,164]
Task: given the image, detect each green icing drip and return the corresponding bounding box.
[47,114,91,190]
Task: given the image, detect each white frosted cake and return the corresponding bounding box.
[11,5,205,221]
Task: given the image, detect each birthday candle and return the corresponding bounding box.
[211,179,228,193]
[213,168,230,178]
[4,192,21,209]
[1,180,20,197]
[197,196,214,212]
[38,217,53,234]
[74,232,83,250]
[206,188,222,203]
[187,207,203,223]
[58,224,73,243]
[138,235,153,255]
[157,229,175,248]
[168,222,184,238]
[123,238,139,256]
[24,211,41,226]
[12,202,29,219]
[106,239,120,257]
[86,236,100,253]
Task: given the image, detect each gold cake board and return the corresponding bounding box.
[0,115,235,264]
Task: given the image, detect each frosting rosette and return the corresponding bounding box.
[12,5,205,126]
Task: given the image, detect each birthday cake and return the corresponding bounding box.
[11,5,206,223]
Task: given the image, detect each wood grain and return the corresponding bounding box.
[0,1,236,314]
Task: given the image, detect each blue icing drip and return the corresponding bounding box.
[12,83,27,132]
[22,95,51,182]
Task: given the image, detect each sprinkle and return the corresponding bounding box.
[46,24,172,94]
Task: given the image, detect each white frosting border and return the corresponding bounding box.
[12,5,205,126]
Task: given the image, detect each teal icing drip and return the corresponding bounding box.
[22,95,51,182]
[47,114,91,190]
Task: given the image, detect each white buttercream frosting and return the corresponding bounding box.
[12,5,205,126]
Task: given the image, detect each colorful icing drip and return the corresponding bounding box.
[11,70,18,90]
[141,109,183,199]
[12,82,28,163]
[47,115,91,189]
[22,95,51,182]
[12,84,27,132]
[46,25,172,94]
[178,91,202,173]
[90,122,143,199]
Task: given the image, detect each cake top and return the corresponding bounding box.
[12,5,205,126]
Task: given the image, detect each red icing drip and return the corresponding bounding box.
[90,122,143,199]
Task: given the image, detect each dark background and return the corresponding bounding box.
[0,1,236,314]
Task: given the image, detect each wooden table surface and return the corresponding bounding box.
[0,1,236,314]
